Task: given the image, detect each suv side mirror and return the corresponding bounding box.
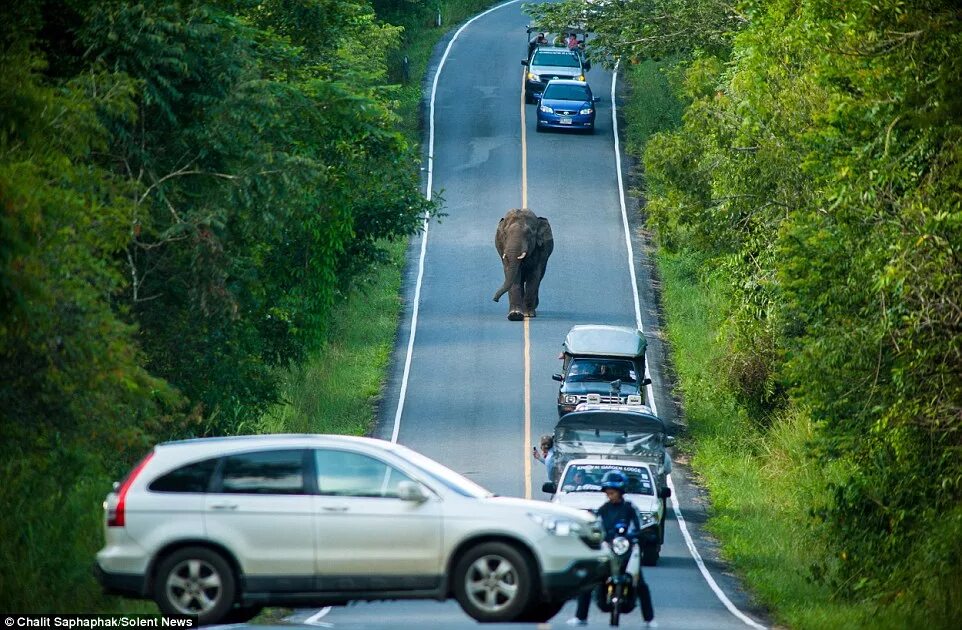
[658,487,672,499]
[641,377,652,386]
[665,435,676,447]
[397,481,428,503]
[542,482,557,494]
[521,60,528,66]
[552,373,563,382]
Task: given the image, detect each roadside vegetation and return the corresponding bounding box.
[0,0,496,612]
[531,1,962,628]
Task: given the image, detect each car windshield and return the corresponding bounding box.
[566,358,637,383]
[392,444,492,499]
[560,463,654,495]
[543,84,591,101]
[532,51,580,68]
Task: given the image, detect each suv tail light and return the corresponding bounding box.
[108,452,154,527]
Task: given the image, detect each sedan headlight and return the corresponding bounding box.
[529,513,584,537]
[579,107,594,115]
[527,72,540,81]
[539,104,554,114]
[638,512,657,528]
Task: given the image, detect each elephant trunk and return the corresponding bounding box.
[493,251,525,302]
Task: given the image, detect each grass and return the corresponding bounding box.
[255,241,407,435]
[622,61,918,629]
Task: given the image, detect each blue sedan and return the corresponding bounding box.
[535,80,598,133]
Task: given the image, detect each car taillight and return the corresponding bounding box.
[108,452,154,527]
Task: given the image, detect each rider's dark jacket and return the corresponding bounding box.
[597,499,640,541]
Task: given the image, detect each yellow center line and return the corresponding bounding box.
[520,70,532,499]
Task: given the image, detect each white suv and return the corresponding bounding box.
[95,435,607,624]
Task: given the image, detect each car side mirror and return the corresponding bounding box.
[521,60,528,66]
[542,482,557,494]
[641,377,652,386]
[658,487,672,499]
[397,481,428,503]
[532,92,542,101]
[665,435,676,447]
[552,373,563,382]
[593,96,601,103]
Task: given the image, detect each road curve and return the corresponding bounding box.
[320,1,770,627]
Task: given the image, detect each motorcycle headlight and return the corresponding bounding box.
[539,104,554,114]
[611,536,631,555]
[527,72,540,81]
[563,394,579,404]
[529,513,584,537]
[579,108,594,115]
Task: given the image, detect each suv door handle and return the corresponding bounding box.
[210,503,238,510]
[321,506,349,512]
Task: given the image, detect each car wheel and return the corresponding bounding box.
[517,599,565,622]
[642,541,660,566]
[153,546,236,625]
[453,542,534,622]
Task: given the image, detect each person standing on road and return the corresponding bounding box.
[532,434,555,480]
[567,470,656,627]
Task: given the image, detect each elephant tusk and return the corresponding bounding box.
[517,251,527,260]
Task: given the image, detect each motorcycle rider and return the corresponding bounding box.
[567,470,656,627]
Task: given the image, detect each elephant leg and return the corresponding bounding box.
[508,283,525,320]
[523,272,543,317]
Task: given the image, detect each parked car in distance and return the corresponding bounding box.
[554,325,652,416]
[543,459,670,566]
[522,47,586,103]
[95,434,608,625]
[536,80,599,133]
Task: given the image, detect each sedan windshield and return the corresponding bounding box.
[532,51,580,68]
[543,85,591,101]
[561,463,654,495]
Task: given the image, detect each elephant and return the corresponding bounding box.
[493,208,554,320]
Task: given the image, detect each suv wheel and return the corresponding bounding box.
[453,542,533,622]
[154,546,236,624]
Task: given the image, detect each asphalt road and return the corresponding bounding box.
[300,1,770,627]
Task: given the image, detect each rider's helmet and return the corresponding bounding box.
[600,470,628,492]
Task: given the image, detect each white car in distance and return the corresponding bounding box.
[543,459,670,565]
[95,434,608,625]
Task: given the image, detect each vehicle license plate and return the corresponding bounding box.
[560,117,573,125]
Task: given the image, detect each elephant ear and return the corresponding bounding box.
[495,217,506,255]
[536,216,553,248]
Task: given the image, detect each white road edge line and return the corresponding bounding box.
[391,0,523,444]
[611,61,767,630]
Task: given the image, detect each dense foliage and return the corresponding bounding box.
[531,0,961,623]
[1,0,435,610]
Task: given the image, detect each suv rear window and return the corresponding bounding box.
[532,51,580,68]
[218,449,307,495]
[149,457,218,493]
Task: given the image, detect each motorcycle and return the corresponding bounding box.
[595,521,637,627]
